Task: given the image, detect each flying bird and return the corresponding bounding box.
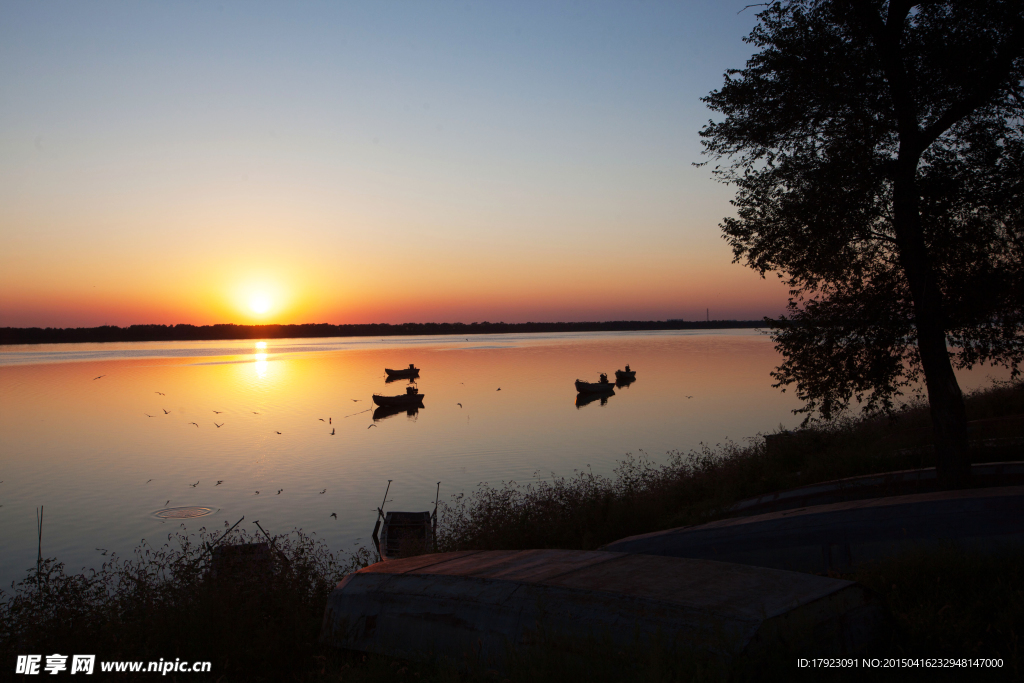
[367,424,377,429]
[255,491,260,495]
[93,375,105,380]
[329,417,332,424]
[496,388,501,391]
[214,422,223,428]
[319,418,325,422]
[155,392,165,396]
[96,548,108,556]
[277,489,283,495]
[253,412,260,414]
[189,422,199,427]
[457,403,462,408]
[275,431,282,434]
[351,399,361,402]
[190,481,199,487]
[331,428,335,435]
[686,395,693,399]
[145,479,152,484]
[165,500,170,505]
[330,513,337,519]
[213,410,222,414]
[319,489,326,494]
[162,409,170,414]
[216,480,223,486]
[145,413,155,418]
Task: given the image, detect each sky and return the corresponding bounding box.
[0,0,790,327]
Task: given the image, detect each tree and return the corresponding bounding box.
[699,0,1024,488]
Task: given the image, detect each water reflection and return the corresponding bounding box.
[384,374,418,385]
[615,376,636,389]
[254,341,268,378]
[575,391,613,408]
[373,402,424,421]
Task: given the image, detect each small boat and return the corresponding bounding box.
[371,482,440,562]
[615,365,636,381]
[574,373,615,393]
[384,364,420,378]
[372,385,425,407]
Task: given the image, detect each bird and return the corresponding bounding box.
[255,491,260,495]
[214,422,223,428]
[351,399,361,402]
[165,500,170,505]
[368,424,377,429]
[162,409,170,414]
[215,480,223,486]
[496,388,501,391]
[457,403,462,408]
[253,411,260,414]
[213,410,222,414]
[96,548,108,556]
[145,479,152,484]
[330,513,337,519]
[319,418,325,422]
[144,413,155,418]
[686,395,694,399]
[190,481,199,487]
[155,392,165,396]
[189,422,199,428]
[277,489,283,495]
[329,417,332,424]
[275,431,282,434]
[319,489,326,494]
[331,428,335,435]
[94,375,105,380]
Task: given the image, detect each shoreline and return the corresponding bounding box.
[0,319,764,346]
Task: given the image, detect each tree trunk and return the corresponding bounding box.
[892,164,972,489]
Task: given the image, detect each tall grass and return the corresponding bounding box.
[0,525,373,682]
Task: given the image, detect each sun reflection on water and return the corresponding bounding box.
[254,341,268,377]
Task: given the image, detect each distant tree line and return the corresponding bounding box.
[0,319,762,345]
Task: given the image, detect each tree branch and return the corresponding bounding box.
[916,20,1024,154]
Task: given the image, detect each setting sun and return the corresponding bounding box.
[249,296,272,315]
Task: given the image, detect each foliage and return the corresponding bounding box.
[699,0,1024,423]
[0,526,373,682]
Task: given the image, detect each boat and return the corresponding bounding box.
[371,482,439,561]
[372,385,425,407]
[614,365,636,381]
[574,373,615,393]
[384,364,420,378]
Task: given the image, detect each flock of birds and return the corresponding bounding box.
[90,368,487,521]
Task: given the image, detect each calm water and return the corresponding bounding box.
[0,330,1004,588]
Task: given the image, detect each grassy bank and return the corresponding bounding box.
[3,380,1022,681]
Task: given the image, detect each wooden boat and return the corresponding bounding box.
[371,482,440,562]
[574,373,615,393]
[384,364,420,378]
[614,365,636,381]
[372,386,424,407]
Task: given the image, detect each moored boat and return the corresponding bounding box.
[574,373,615,393]
[372,385,425,407]
[384,364,420,378]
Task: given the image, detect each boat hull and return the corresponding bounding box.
[574,380,615,393]
[372,393,425,407]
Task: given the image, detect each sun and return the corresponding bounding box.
[249,295,272,315]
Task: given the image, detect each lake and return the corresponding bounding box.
[0,329,1004,588]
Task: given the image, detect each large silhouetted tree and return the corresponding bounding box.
[700,1,1024,488]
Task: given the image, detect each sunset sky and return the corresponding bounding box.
[1,1,789,328]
